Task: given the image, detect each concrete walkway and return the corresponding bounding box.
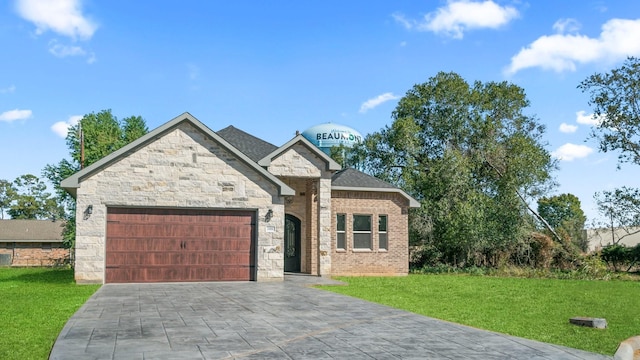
[50,275,611,360]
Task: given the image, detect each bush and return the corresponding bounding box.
[601,244,640,272]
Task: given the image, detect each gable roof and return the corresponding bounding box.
[331,168,421,208]
[258,134,341,171]
[61,112,295,197]
[217,125,278,162]
[0,220,65,242]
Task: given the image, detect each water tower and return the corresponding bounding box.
[301,123,363,155]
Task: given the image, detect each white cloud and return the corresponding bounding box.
[47,39,95,63]
[576,110,602,126]
[552,18,581,34]
[359,93,400,113]
[394,1,519,39]
[552,143,594,161]
[506,18,640,74]
[15,0,97,40]
[0,85,16,94]
[49,40,86,57]
[559,123,578,133]
[392,13,413,30]
[51,115,81,138]
[0,109,32,122]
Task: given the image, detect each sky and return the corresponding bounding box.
[1,0,640,223]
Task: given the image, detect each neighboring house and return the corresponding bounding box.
[61,113,419,284]
[0,220,69,266]
[586,227,640,252]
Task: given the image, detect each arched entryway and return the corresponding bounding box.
[284,214,301,272]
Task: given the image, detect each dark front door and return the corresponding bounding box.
[284,214,301,272]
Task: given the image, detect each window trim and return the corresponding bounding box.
[352,214,372,250]
[378,214,388,251]
[336,213,346,251]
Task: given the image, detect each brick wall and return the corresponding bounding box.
[330,191,409,276]
[0,242,69,266]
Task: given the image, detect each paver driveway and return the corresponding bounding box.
[50,275,611,359]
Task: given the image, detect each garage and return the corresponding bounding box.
[105,208,255,283]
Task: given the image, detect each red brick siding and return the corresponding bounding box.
[331,191,409,276]
[0,242,69,266]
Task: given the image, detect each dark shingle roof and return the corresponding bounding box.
[331,168,396,189]
[0,220,65,242]
[217,126,278,162]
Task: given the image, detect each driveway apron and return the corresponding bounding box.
[50,275,611,360]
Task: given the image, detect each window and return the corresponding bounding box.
[378,215,388,250]
[353,215,372,250]
[336,214,346,250]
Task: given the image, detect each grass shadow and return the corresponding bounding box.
[1,267,76,284]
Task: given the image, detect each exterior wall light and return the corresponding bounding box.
[84,205,93,220]
[265,209,273,222]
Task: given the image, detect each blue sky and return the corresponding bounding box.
[1,0,640,223]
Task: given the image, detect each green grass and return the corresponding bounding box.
[319,274,640,355]
[0,268,100,360]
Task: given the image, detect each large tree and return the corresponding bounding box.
[593,187,640,245]
[537,193,587,251]
[579,57,640,240]
[43,110,149,247]
[7,174,62,220]
[578,57,640,167]
[356,72,556,267]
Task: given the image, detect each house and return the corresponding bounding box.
[586,227,640,252]
[61,112,419,284]
[0,220,69,266]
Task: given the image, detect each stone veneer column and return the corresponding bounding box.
[317,177,332,276]
[309,179,318,275]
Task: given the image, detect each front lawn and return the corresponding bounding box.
[0,268,100,360]
[319,274,639,355]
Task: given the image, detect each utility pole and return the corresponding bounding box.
[79,122,85,169]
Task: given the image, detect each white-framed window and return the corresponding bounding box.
[378,215,388,250]
[336,213,346,250]
[353,214,372,250]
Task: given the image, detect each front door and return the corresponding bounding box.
[284,214,301,272]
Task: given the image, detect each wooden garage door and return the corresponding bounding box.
[106,208,255,283]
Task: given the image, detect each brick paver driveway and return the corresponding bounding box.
[50,275,610,359]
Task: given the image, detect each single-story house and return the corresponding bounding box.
[61,112,419,283]
[0,220,69,266]
[586,227,640,252]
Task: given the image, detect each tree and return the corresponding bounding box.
[592,187,640,246]
[580,58,640,247]
[0,179,16,219]
[578,57,640,167]
[43,110,149,248]
[355,72,557,267]
[122,115,148,143]
[7,174,62,220]
[537,193,587,251]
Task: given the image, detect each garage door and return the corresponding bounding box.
[105,208,255,283]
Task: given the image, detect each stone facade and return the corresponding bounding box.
[330,191,410,276]
[0,243,69,266]
[267,144,326,178]
[74,123,284,283]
